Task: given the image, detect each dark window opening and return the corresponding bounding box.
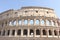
[2,30,5,36]
[12,30,15,36]
[54,30,57,36]
[47,11,49,14]
[0,31,1,35]
[15,12,17,14]
[17,29,21,35]
[20,15,22,17]
[5,21,7,26]
[49,30,52,35]
[59,31,60,35]
[31,15,33,16]
[43,30,46,35]
[23,29,27,35]
[7,30,10,35]
[25,11,28,13]
[36,29,40,35]
[30,29,34,35]
[36,11,38,13]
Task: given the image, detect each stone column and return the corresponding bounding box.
[28,29,29,37]
[57,29,59,38]
[47,29,49,37]
[21,29,23,37]
[44,19,46,26]
[4,21,5,27]
[15,30,17,36]
[34,19,36,26]
[40,19,42,26]
[41,29,43,37]
[28,19,30,26]
[9,30,12,37]
[5,30,7,36]
[52,29,54,37]
[7,20,9,26]
[1,30,3,36]
[16,19,18,26]
[39,19,41,26]
[11,20,13,26]
[51,20,52,26]
[55,21,58,27]
[34,29,36,37]
[49,20,51,26]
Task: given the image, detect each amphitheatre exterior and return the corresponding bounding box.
[0,6,60,40]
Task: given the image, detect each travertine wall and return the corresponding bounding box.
[0,6,60,40]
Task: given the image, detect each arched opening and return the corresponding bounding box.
[24,20,28,25]
[59,31,60,35]
[23,29,27,35]
[36,29,40,35]
[12,30,15,36]
[43,29,46,35]
[52,21,55,26]
[0,31,1,35]
[35,20,39,25]
[5,21,7,26]
[17,29,21,35]
[2,30,5,36]
[46,20,51,26]
[41,20,45,25]
[30,29,34,35]
[9,21,12,26]
[30,20,34,25]
[7,30,10,35]
[54,30,57,36]
[49,30,52,35]
[13,20,16,26]
[18,20,22,25]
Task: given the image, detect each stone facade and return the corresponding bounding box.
[0,6,60,40]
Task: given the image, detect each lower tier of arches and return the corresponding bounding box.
[0,27,60,37]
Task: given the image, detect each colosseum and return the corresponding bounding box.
[0,6,60,40]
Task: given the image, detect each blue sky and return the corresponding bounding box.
[0,0,60,18]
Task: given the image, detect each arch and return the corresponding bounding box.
[18,20,22,25]
[36,11,38,13]
[41,20,45,25]
[46,20,51,26]
[52,21,55,26]
[5,21,7,26]
[23,29,27,35]
[7,30,10,35]
[17,29,21,35]
[43,29,46,35]
[0,31,1,35]
[30,20,34,25]
[30,29,34,35]
[49,30,52,35]
[24,20,28,25]
[2,30,5,36]
[36,29,40,35]
[13,20,16,26]
[12,30,15,36]
[54,30,57,36]
[35,20,39,25]
[9,21,12,26]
